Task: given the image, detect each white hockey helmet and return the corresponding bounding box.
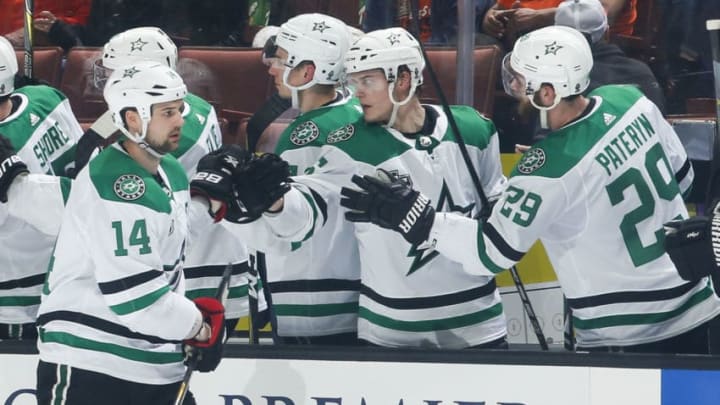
[344,27,424,127]
[275,13,350,85]
[94,27,178,90]
[344,27,424,87]
[502,25,593,110]
[0,36,18,97]
[103,61,187,154]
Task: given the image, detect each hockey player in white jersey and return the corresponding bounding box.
[342,25,720,354]
[0,35,82,340]
[226,27,509,349]
[233,13,363,345]
[74,26,265,337]
[32,61,236,404]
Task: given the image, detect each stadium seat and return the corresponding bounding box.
[59,47,106,123]
[177,47,274,119]
[14,47,63,88]
[421,45,503,116]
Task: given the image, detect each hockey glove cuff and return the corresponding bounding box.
[340,168,435,246]
[191,146,251,222]
[0,135,29,203]
[183,323,226,373]
[184,297,226,348]
[664,213,720,281]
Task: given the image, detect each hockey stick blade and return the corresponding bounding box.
[174,263,234,405]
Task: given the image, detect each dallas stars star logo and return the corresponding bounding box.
[544,41,563,55]
[130,38,149,51]
[387,33,401,45]
[406,181,475,275]
[122,66,140,78]
[313,21,330,33]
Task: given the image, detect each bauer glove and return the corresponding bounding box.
[0,134,29,203]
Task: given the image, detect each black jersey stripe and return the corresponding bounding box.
[269,279,360,293]
[566,280,700,309]
[483,222,525,262]
[675,159,691,184]
[183,262,249,279]
[36,310,176,344]
[0,273,46,290]
[361,279,497,310]
[97,270,164,295]
[308,187,328,225]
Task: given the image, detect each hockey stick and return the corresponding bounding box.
[174,262,233,405]
[407,0,548,350]
[247,258,259,344]
[23,0,33,78]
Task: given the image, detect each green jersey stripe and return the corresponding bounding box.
[572,284,714,330]
[109,286,170,315]
[358,302,504,332]
[40,331,183,364]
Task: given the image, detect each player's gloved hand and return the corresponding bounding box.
[664,202,720,281]
[183,297,226,372]
[0,134,29,203]
[227,152,291,223]
[340,168,435,246]
[191,145,252,222]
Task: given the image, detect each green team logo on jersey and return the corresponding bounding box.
[113,174,146,201]
[517,148,546,174]
[290,121,320,146]
[327,124,355,144]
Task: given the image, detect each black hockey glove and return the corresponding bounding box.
[664,205,720,281]
[340,169,435,246]
[227,153,291,223]
[191,145,252,222]
[0,134,29,203]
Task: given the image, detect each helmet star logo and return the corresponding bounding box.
[123,66,141,78]
[387,33,400,45]
[130,38,149,51]
[313,21,330,33]
[544,41,563,55]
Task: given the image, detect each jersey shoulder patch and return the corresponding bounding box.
[275,102,363,153]
[89,146,174,213]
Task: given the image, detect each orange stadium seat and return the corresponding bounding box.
[59,47,106,123]
[421,45,503,117]
[14,47,63,88]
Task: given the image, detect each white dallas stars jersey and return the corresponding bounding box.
[432,85,720,348]
[0,85,82,326]
[227,94,362,338]
[172,93,265,320]
[247,104,508,348]
[37,145,210,384]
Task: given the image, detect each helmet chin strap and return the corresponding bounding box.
[385,81,417,128]
[117,119,166,159]
[529,91,561,130]
[283,68,316,110]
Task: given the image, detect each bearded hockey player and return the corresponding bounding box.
[342,25,720,354]
[34,61,234,404]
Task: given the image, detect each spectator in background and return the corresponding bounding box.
[482,0,636,49]
[363,0,496,45]
[0,0,91,47]
[554,0,665,113]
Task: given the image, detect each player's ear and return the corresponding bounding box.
[535,83,556,108]
[123,109,142,134]
[303,62,316,82]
